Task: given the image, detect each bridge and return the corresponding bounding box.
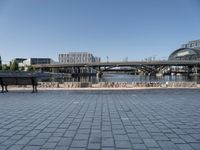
[33,60,200,77]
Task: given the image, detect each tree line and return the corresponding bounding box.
[0,56,34,71]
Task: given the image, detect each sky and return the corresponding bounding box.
[0,0,200,63]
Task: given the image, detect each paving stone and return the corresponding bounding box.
[102,148,115,150]
[64,131,76,138]
[7,144,24,150]
[115,140,132,149]
[89,137,101,143]
[190,143,200,150]
[87,143,101,149]
[143,138,159,148]
[176,144,194,150]
[0,90,200,150]
[158,141,178,149]
[70,140,87,148]
[15,137,33,145]
[179,134,197,143]
[0,145,7,150]
[42,142,57,149]
[28,138,47,146]
[36,132,52,139]
[74,133,89,140]
[102,138,114,147]
[57,137,72,146]
[170,137,186,144]
[22,146,41,150]
[132,143,147,149]
[48,136,61,142]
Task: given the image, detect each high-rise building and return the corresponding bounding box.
[181,40,200,48]
[59,52,101,64]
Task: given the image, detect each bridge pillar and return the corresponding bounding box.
[77,67,81,74]
[72,67,75,73]
[39,67,43,72]
[96,71,103,78]
[52,68,58,73]
[193,65,200,75]
[187,66,193,76]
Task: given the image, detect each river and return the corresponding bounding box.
[44,73,200,84]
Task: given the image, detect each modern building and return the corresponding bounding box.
[59,52,101,64]
[169,40,200,60]
[12,58,27,64]
[18,58,54,68]
[22,58,52,66]
[181,40,200,49]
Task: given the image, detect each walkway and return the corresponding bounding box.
[0,89,200,150]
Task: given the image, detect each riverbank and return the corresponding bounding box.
[38,81,198,88]
[2,82,199,92]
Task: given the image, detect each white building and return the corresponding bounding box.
[59,52,101,64]
[19,58,55,68]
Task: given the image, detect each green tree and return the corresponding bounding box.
[20,66,25,71]
[10,60,19,71]
[27,65,34,71]
[2,64,10,70]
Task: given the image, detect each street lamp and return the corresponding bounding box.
[106,56,109,63]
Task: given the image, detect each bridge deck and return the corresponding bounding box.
[33,60,200,69]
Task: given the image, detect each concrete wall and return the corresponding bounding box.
[38,81,197,88]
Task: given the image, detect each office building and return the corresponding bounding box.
[59,52,101,64]
[23,58,52,65]
[181,40,200,48]
[12,58,27,64]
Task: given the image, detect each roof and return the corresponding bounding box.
[168,47,200,60]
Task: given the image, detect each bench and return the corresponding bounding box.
[0,77,38,93]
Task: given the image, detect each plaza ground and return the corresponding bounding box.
[0,89,200,150]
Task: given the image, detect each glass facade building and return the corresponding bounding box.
[168,48,200,60]
[169,40,200,60]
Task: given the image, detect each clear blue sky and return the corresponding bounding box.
[0,0,200,63]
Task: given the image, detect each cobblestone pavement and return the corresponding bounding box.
[0,89,200,150]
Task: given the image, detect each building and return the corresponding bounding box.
[12,58,27,64]
[181,40,200,49]
[23,58,52,65]
[59,52,101,64]
[19,58,53,67]
[169,40,200,60]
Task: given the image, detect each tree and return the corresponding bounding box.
[2,64,10,70]
[10,60,19,71]
[27,65,34,71]
[20,66,25,71]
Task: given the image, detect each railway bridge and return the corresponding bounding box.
[33,60,200,77]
